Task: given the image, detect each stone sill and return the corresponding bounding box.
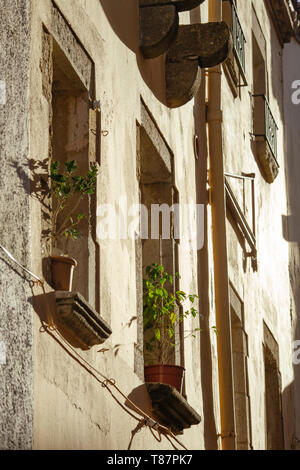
[55,291,112,349]
[145,383,201,434]
[265,0,295,44]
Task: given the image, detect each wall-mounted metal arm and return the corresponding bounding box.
[139,1,232,108]
[225,177,257,271]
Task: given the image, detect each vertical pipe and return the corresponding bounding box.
[207,0,236,450]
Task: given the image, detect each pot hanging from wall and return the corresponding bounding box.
[144,364,185,394]
[50,255,77,291]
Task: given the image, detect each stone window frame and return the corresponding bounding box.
[41,2,103,334]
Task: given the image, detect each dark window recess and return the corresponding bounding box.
[50,44,104,346]
[222,0,247,96]
[292,0,300,13]
[231,0,247,79]
[263,323,284,450]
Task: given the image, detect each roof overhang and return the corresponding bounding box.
[265,0,296,45]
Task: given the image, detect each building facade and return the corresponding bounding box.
[0,0,299,450]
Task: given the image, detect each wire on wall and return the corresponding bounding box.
[0,242,188,451]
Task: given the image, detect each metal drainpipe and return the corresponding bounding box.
[207,0,236,450]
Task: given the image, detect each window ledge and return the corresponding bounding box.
[146,383,201,434]
[55,291,112,349]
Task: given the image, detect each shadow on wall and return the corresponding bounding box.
[99,0,167,105]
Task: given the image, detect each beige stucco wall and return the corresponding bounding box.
[26,0,298,450]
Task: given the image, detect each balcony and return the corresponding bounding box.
[252,94,279,184]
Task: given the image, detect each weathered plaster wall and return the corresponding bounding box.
[0,0,33,449]
[29,0,206,450]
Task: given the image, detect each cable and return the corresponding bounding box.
[0,242,43,283]
[0,241,188,450]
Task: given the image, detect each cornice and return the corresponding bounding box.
[265,0,295,45]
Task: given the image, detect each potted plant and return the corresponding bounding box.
[143,263,201,394]
[49,160,98,291]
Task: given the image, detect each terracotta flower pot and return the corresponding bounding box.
[144,364,185,394]
[50,256,77,291]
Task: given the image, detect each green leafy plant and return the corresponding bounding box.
[50,160,98,248]
[143,263,201,365]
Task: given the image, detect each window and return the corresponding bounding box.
[253,95,278,161]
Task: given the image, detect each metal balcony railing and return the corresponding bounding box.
[231,1,246,78]
[253,94,278,161]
